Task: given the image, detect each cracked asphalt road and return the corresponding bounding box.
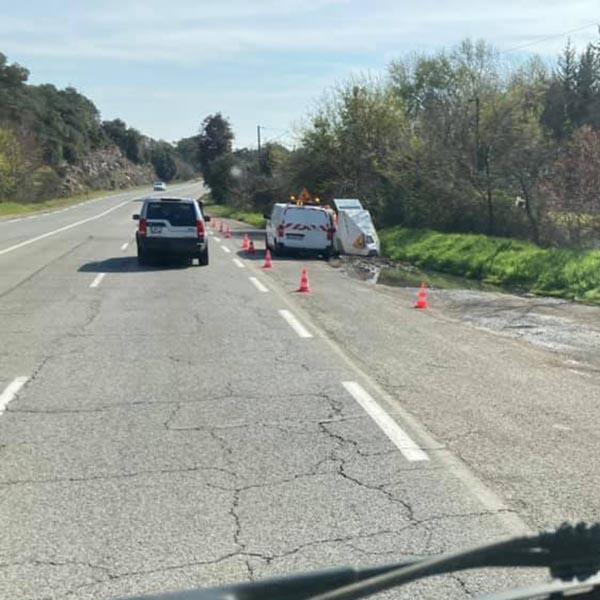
[1,185,546,599]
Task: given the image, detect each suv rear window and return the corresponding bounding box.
[146,202,196,226]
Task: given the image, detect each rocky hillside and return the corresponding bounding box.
[60,146,155,195]
[0,51,197,203]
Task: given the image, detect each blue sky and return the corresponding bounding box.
[2,1,599,147]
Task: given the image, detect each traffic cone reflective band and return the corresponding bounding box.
[242,234,250,250]
[248,240,256,255]
[297,268,310,293]
[414,282,428,309]
[263,249,273,269]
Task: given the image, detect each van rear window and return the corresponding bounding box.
[146,202,196,226]
[285,208,329,225]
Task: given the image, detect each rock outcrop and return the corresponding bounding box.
[60,146,155,195]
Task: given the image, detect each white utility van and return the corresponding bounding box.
[265,203,336,257]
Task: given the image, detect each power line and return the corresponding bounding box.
[502,21,599,54]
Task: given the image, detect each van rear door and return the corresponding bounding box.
[283,207,332,249]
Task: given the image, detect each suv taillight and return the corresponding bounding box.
[277,224,285,238]
[139,218,147,236]
[197,220,205,238]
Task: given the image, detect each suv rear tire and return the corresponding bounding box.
[137,246,149,266]
[197,247,209,266]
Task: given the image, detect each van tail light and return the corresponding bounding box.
[196,220,205,239]
[277,224,285,238]
[327,227,336,241]
[138,218,148,236]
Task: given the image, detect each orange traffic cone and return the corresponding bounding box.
[247,239,256,255]
[263,249,273,269]
[213,219,218,230]
[414,282,428,309]
[225,225,232,239]
[242,234,250,250]
[297,268,310,293]
[219,221,224,233]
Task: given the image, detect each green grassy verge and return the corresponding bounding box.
[380,226,600,303]
[205,204,266,229]
[0,186,149,219]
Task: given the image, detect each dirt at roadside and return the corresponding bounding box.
[336,255,600,373]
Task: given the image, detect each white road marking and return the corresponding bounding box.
[278,309,313,338]
[0,377,29,417]
[232,258,245,268]
[90,273,106,288]
[121,242,129,251]
[342,381,429,462]
[214,237,221,242]
[0,199,132,256]
[220,245,231,254]
[249,276,269,292]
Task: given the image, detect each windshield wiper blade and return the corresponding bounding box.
[123,522,600,600]
[307,522,600,600]
[477,573,600,600]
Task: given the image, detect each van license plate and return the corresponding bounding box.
[286,233,304,239]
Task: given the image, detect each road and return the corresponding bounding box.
[2,180,593,599]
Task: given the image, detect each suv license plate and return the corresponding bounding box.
[150,225,163,233]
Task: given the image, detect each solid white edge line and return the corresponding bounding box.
[214,237,221,242]
[232,258,245,268]
[249,276,269,293]
[121,242,129,251]
[220,246,231,254]
[342,381,429,462]
[0,199,132,256]
[90,273,106,288]
[247,256,530,535]
[278,309,313,338]
[0,377,29,416]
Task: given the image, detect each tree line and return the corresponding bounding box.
[200,37,600,249]
[0,51,195,202]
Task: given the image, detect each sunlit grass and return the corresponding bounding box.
[205,203,266,228]
[380,226,600,303]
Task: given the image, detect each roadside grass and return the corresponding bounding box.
[380,226,600,303]
[205,203,266,228]
[0,186,148,219]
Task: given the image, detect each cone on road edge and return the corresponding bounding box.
[263,249,273,269]
[225,225,232,239]
[248,239,256,255]
[219,221,224,233]
[242,234,250,250]
[297,268,310,293]
[414,282,428,309]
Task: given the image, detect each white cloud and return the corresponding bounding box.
[4,0,599,65]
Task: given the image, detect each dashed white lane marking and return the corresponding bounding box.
[232,258,245,268]
[342,381,429,462]
[90,273,106,288]
[0,377,29,417]
[220,246,231,254]
[249,276,269,293]
[121,242,129,251]
[278,309,313,338]
[214,237,221,242]
[0,199,131,256]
